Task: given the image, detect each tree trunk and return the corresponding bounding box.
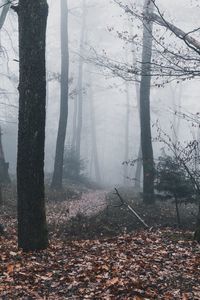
[174,194,181,227]
[17,0,48,251]
[140,0,155,204]
[88,72,101,183]
[130,29,142,191]
[135,145,142,191]
[194,204,200,242]
[71,94,78,150]
[51,0,69,189]
[0,127,10,185]
[124,82,130,186]
[135,81,142,191]
[0,0,10,30]
[75,0,86,165]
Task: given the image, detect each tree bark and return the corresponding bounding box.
[134,80,142,191]
[123,82,130,186]
[135,145,142,191]
[0,127,10,185]
[51,0,69,189]
[140,0,155,204]
[17,0,48,251]
[195,207,200,242]
[71,93,78,150]
[0,0,10,30]
[88,72,101,183]
[75,0,86,164]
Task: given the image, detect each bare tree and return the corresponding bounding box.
[51,0,69,190]
[123,81,130,185]
[88,71,101,183]
[140,0,155,204]
[75,0,86,168]
[0,0,11,30]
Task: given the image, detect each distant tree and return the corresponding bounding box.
[74,0,86,170]
[0,126,10,206]
[0,127,10,185]
[16,0,48,251]
[63,146,85,181]
[123,82,130,186]
[51,0,69,190]
[87,71,101,183]
[0,0,11,30]
[140,0,155,204]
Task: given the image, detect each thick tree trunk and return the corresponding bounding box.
[17,0,48,251]
[140,0,155,204]
[51,0,69,189]
[75,0,86,165]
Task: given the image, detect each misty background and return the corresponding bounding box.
[1,0,200,186]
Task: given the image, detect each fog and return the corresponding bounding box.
[1,0,200,187]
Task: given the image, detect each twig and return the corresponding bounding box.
[114,188,149,229]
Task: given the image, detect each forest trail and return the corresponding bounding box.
[47,190,108,226]
[68,190,107,218]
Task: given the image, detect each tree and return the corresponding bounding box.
[88,71,101,183]
[0,0,11,30]
[16,0,48,251]
[74,0,86,168]
[140,0,155,204]
[123,82,130,186]
[0,126,10,185]
[51,0,69,190]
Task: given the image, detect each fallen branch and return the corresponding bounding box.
[114,188,149,229]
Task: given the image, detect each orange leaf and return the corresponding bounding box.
[106,277,119,286]
[7,264,14,274]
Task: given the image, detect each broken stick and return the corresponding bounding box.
[114,188,149,229]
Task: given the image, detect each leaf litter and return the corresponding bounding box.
[0,190,200,299]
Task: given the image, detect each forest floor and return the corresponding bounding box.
[0,187,200,299]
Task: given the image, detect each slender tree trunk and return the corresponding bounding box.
[171,84,182,144]
[71,94,78,150]
[135,145,142,190]
[17,0,48,251]
[88,73,101,183]
[0,184,2,206]
[0,127,10,184]
[124,82,130,186]
[130,28,142,191]
[0,0,10,30]
[195,205,200,242]
[51,0,69,189]
[140,0,155,204]
[174,194,181,227]
[75,0,86,164]
[134,81,142,190]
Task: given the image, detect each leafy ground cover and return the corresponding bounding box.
[0,189,200,299]
[0,226,200,299]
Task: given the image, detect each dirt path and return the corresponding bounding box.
[47,190,107,226]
